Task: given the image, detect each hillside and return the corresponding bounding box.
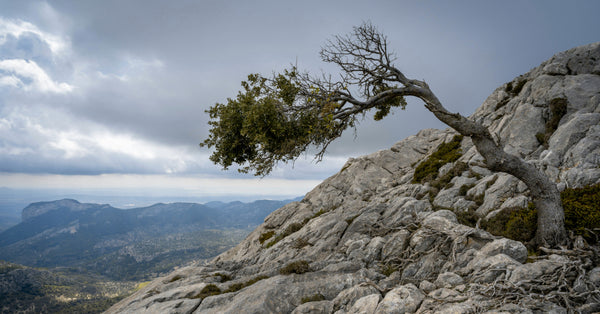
[0,199,290,281]
[108,43,600,313]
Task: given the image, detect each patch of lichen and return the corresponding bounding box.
[413,135,464,184]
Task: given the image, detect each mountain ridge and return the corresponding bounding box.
[0,198,293,281]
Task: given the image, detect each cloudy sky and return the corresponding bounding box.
[1,1,599,200]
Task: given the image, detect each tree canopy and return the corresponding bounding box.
[201,24,408,176]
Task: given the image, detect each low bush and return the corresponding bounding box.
[258,230,275,244]
[223,275,268,293]
[413,135,463,184]
[480,203,537,243]
[265,222,305,248]
[562,183,600,242]
[301,293,326,304]
[214,273,232,282]
[190,284,221,299]
[279,260,311,275]
[456,209,478,228]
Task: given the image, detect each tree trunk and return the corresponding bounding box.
[419,88,569,248]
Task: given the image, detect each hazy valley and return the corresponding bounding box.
[0,197,293,312]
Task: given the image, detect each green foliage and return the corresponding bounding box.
[279,260,311,275]
[562,183,600,241]
[371,83,407,121]
[312,208,328,218]
[413,135,464,184]
[258,230,275,244]
[480,203,537,243]
[190,284,222,299]
[301,293,326,304]
[292,238,312,249]
[456,209,478,228]
[223,275,268,293]
[265,222,305,248]
[505,77,527,95]
[214,273,232,283]
[479,183,600,244]
[201,70,348,176]
[459,183,475,196]
[431,162,469,192]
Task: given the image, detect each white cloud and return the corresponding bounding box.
[0,17,68,54]
[0,172,320,198]
[0,106,203,174]
[0,58,73,93]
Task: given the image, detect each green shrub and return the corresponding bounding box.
[265,222,305,248]
[292,237,312,249]
[301,293,326,303]
[258,230,275,244]
[223,275,268,293]
[480,183,600,245]
[480,203,537,243]
[465,193,485,206]
[456,209,478,228]
[413,135,463,184]
[458,183,475,196]
[312,208,327,218]
[430,162,469,191]
[279,260,311,275]
[190,284,222,299]
[562,183,600,241]
[505,77,527,95]
[214,273,232,283]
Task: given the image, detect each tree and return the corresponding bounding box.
[201,23,568,248]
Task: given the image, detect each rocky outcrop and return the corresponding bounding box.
[107,43,600,313]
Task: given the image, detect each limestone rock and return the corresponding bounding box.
[374,284,424,314]
[107,42,600,314]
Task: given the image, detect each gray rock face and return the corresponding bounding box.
[107,43,600,314]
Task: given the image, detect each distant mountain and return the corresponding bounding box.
[0,198,291,280]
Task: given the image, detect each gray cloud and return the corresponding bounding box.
[1,0,600,181]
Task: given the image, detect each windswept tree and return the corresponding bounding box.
[201,23,568,248]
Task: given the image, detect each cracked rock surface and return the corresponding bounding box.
[107,42,600,314]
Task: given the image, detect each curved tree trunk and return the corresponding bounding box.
[302,23,569,248]
[417,88,569,248]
